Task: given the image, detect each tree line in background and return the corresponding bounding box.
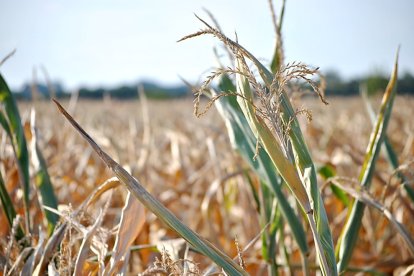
[324,70,414,96]
[11,70,414,100]
[13,80,189,100]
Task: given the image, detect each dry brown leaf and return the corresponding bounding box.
[104,192,145,275]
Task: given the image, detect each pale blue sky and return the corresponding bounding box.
[1,0,413,90]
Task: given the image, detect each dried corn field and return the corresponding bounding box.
[1,96,413,274]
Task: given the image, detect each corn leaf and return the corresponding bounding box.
[32,149,59,234]
[318,165,349,207]
[104,192,145,275]
[33,223,67,275]
[243,171,261,213]
[0,111,11,135]
[233,55,335,275]
[0,73,31,232]
[260,185,281,274]
[214,74,309,257]
[74,210,104,276]
[0,170,25,241]
[330,179,414,255]
[337,49,399,272]
[53,99,248,276]
[30,111,59,235]
[362,89,414,203]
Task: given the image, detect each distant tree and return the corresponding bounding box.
[398,71,414,94]
[324,70,359,96]
[324,70,344,95]
[13,70,410,101]
[325,70,342,88]
[364,73,389,95]
[109,86,137,99]
[79,88,105,99]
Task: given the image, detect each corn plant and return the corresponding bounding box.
[1,73,59,240]
[0,74,32,235]
[179,11,337,275]
[179,1,406,274]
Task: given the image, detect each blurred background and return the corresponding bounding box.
[1,0,414,98]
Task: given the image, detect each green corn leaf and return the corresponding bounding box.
[0,110,27,241]
[243,170,261,213]
[382,137,414,203]
[318,164,336,179]
[0,170,25,241]
[318,165,349,207]
[362,88,414,204]
[259,182,276,261]
[246,57,336,275]
[33,151,59,235]
[330,184,350,208]
[53,99,248,276]
[29,119,59,235]
[234,55,335,275]
[234,64,310,212]
[337,48,400,273]
[262,194,282,275]
[215,74,309,257]
[0,73,31,233]
[0,111,11,135]
[234,57,335,275]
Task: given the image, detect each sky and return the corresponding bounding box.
[1,0,413,90]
